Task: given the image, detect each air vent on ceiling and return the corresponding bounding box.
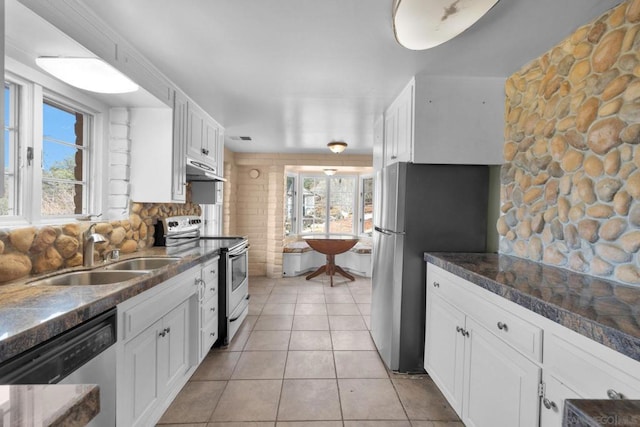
[229,136,252,141]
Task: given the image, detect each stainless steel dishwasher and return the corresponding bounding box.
[0,308,117,426]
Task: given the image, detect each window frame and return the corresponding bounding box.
[40,94,92,219]
[2,80,21,219]
[297,173,359,236]
[359,174,375,236]
[284,173,297,236]
[2,59,108,227]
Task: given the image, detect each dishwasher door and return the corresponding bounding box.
[60,344,116,427]
[0,308,117,427]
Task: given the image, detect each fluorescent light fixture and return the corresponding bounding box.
[324,168,338,176]
[393,0,500,50]
[327,141,348,153]
[36,57,139,94]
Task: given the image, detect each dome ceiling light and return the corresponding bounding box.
[392,0,500,50]
[323,168,338,176]
[36,57,139,94]
[327,141,348,153]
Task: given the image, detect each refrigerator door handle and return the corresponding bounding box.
[374,226,391,235]
[375,226,405,236]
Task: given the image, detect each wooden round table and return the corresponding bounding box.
[303,234,359,286]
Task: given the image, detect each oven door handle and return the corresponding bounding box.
[229,250,247,259]
[229,295,250,322]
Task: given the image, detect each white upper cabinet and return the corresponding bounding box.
[187,102,222,174]
[376,74,504,169]
[383,78,414,167]
[172,91,189,202]
[413,75,504,165]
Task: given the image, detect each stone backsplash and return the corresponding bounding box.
[499,0,640,284]
[0,201,200,283]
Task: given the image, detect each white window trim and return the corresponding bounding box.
[3,58,109,227]
[285,172,297,236]
[359,174,375,236]
[297,173,359,236]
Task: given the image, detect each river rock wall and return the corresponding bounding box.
[499,0,640,285]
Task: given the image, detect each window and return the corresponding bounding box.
[41,100,90,216]
[299,175,357,234]
[284,174,296,236]
[1,83,19,217]
[1,70,101,226]
[360,176,374,235]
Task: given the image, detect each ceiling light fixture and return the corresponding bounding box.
[324,169,338,176]
[392,0,500,50]
[35,57,139,94]
[327,141,348,154]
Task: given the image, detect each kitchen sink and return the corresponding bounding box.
[31,270,147,286]
[103,257,181,271]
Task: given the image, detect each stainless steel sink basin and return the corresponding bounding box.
[32,270,146,286]
[103,257,181,271]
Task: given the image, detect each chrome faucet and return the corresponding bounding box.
[83,224,107,267]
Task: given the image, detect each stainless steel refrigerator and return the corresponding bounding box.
[371,162,489,373]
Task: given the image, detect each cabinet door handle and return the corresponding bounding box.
[543,398,558,411]
[607,389,624,400]
[433,281,440,288]
[165,327,171,334]
[456,326,462,333]
[195,278,204,286]
[210,307,216,312]
[159,331,166,337]
[210,332,216,337]
[497,322,508,331]
[391,155,397,160]
[462,329,469,338]
[210,287,216,292]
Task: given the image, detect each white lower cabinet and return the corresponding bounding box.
[117,267,200,427]
[426,263,640,427]
[462,317,540,427]
[425,287,540,427]
[424,293,465,412]
[198,257,220,361]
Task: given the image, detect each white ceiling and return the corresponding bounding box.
[11,0,623,154]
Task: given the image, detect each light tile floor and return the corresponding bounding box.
[157,274,462,427]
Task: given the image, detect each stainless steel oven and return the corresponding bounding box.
[220,239,250,344]
[155,215,250,346]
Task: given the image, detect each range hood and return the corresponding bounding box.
[186,157,226,182]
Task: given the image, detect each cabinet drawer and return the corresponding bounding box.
[427,265,462,301]
[201,298,218,325]
[202,260,219,285]
[201,317,218,356]
[122,276,196,341]
[427,264,542,362]
[465,296,542,362]
[203,279,219,303]
[545,333,640,400]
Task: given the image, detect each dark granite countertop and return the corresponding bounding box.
[0,384,99,426]
[564,399,640,426]
[0,240,227,364]
[424,252,640,362]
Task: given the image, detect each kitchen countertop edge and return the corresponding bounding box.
[424,252,640,363]
[0,247,221,364]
